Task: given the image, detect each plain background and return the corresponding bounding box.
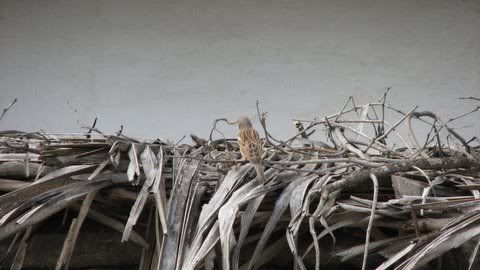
[0,0,479,141]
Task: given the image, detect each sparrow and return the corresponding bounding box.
[294,120,309,139]
[237,117,267,184]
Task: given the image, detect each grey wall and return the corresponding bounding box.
[0,0,479,141]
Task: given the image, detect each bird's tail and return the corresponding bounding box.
[254,164,267,184]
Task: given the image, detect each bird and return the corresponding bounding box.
[236,116,267,184]
[294,120,309,139]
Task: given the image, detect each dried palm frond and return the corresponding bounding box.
[0,94,479,269]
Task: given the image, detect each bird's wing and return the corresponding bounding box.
[238,129,263,162]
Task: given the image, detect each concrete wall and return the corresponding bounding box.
[0,0,479,141]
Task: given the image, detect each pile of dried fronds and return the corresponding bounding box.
[0,95,479,270]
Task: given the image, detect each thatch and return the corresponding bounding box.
[0,95,479,269]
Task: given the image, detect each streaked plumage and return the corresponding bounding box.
[237,117,267,183]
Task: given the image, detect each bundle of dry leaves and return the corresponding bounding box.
[0,94,479,270]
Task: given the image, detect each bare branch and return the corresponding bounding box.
[0,98,18,122]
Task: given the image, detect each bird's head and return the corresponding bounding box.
[294,120,303,129]
[237,116,253,130]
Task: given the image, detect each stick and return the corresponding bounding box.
[0,98,18,122]
[361,174,378,270]
[324,155,479,193]
[56,191,97,270]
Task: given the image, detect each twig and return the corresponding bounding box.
[208,118,235,143]
[361,174,378,270]
[255,101,300,155]
[0,98,18,122]
[447,106,480,123]
[67,101,109,139]
[175,134,187,145]
[67,100,82,125]
[413,110,473,153]
[460,97,480,102]
[377,106,418,142]
[86,117,98,139]
[335,96,353,122]
[331,127,368,159]
[292,119,385,124]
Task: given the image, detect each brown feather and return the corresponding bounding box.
[237,118,266,183]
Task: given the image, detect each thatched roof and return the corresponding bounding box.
[0,96,479,269]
